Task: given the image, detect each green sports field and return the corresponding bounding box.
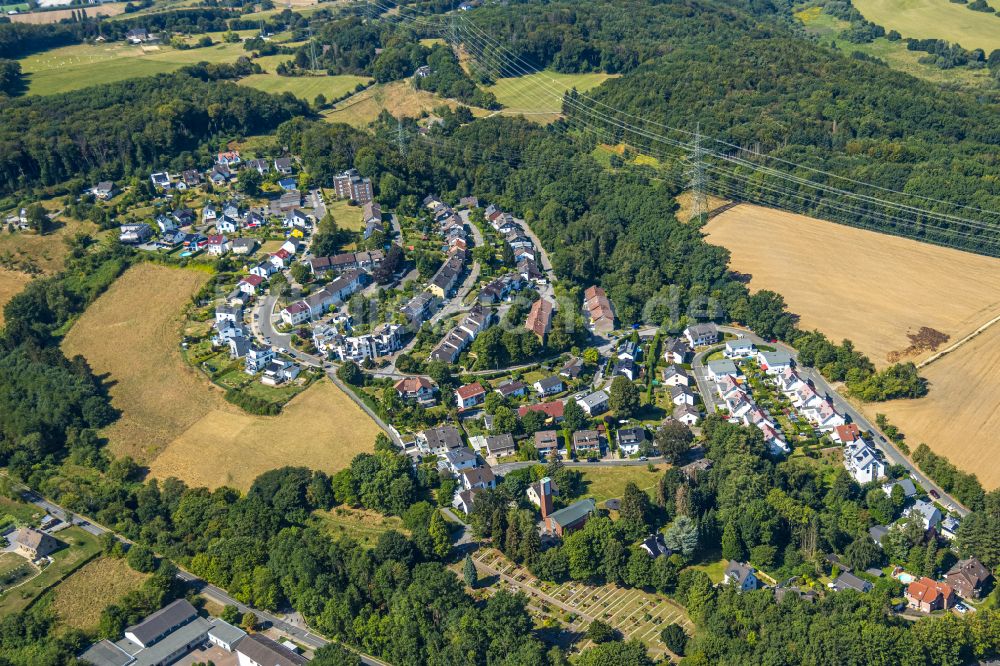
[18,34,254,96]
[486,70,618,123]
[852,0,1000,51]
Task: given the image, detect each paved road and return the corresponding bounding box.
[706,325,968,516]
[10,477,388,665]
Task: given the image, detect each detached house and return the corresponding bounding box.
[944,558,992,600]
[723,561,759,591]
[576,390,609,417]
[617,427,648,456]
[456,382,487,410]
[684,323,719,347]
[844,440,886,484]
[906,577,955,613]
[583,285,616,334]
[724,339,756,358]
[906,499,942,531]
[417,425,464,456]
[12,528,60,559]
[394,376,437,405]
[534,375,564,397]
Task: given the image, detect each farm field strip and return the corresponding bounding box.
[852,0,1000,52]
[705,203,1000,366]
[62,264,380,491]
[863,321,1000,490]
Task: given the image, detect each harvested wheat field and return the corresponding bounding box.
[705,204,1000,366]
[149,380,381,490]
[63,263,380,490]
[863,323,1000,490]
[0,270,31,327]
[50,557,149,631]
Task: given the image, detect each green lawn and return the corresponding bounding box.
[578,464,666,504]
[0,526,101,617]
[0,553,38,594]
[18,34,255,96]
[324,197,365,231]
[0,496,42,527]
[237,72,369,103]
[852,0,1000,51]
[486,70,618,123]
[312,507,408,548]
[795,5,995,88]
[690,554,728,584]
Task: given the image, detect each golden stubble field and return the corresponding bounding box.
[705,204,1000,489]
[705,204,1000,366]
[868,323,1000,490]
[62,263,381,491]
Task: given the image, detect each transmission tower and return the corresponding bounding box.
[686,122,707,220]
[308,26,318,72]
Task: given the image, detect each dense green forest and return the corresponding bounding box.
[456,0,1000,256]
[0,71,306,195]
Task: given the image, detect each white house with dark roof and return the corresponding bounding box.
[906,499,942,531]
[684,323,719,347]
[534,375,565,396]
[844,440,886,484]
[723,561,759,591]
[576,390,609,416]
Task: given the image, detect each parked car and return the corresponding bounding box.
[929,489,941,499]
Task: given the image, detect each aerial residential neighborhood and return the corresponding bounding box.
[2,1,1000,664]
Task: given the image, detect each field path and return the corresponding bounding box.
[918,311,1000,368]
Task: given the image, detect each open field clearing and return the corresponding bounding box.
[62,263,380,489]
[579,465,666,504]
[313,507,408,548]
[49,557,149,632]
[0,216,99,274]
[18,39,250,95]
[8,2,125,22]
[323,80,489,127]
[148,380,381,490]
[324,197,364,231]
[469,548,691,660]
[238,72,368,102]
[794,6,994,89]
[0,270,31,328]
[486,71,618,124]
[704,204,1000,366]
[853,0,1000,52]
[0,526,100,617]
[864,323,1000,490]
[62,263,213,461]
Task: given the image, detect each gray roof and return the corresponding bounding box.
[128,616,211,666]
[79,639,135,666]
[536,375,563,390]
[547,498,596,528]
[207,618,246,646]
[707,359,738,376]
[832,571,872,593]
[444,448,477,465]
[884,478,917,497]
[869,525,890,544]
[759,349,792,366]
[421,425,463,450]
[578,390,609,409]
[124,598,198,647]
[724,561,755,584]
[236,634,308,666]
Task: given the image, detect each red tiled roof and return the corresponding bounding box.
[395,376,434,393]
[241,274,263,286]
[456,382,485,400]
[518,401,565,419]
